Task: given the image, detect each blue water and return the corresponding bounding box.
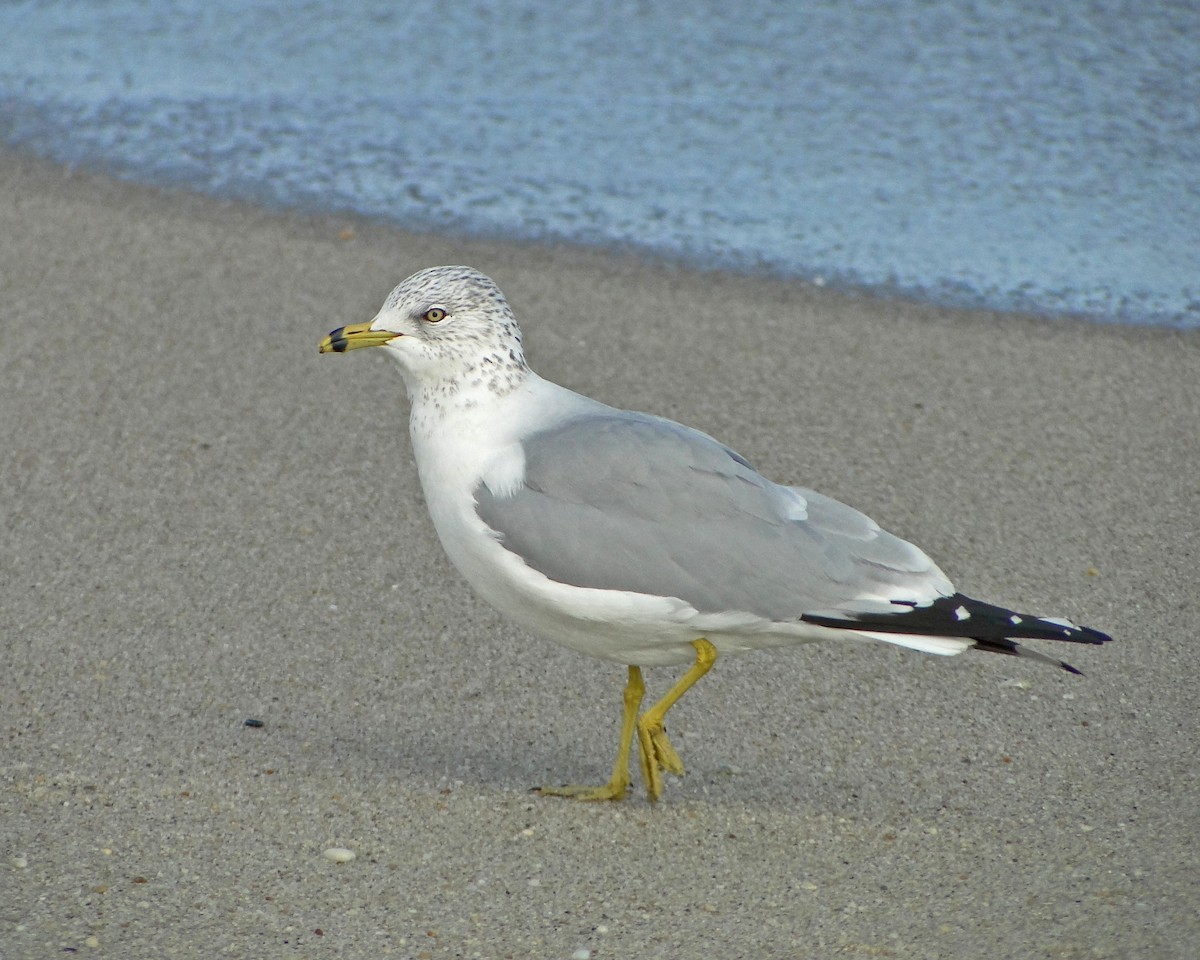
[1,1,1197,326]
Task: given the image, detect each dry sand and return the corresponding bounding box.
[2,149,1197,958]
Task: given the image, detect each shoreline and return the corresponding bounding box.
[4,145,1186,332]
[2,148,1197,957]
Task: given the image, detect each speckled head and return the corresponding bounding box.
[319,265,531,406]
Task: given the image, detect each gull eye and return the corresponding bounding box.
[422,307,448,323]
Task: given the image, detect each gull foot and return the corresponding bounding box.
[536,776,630,802]
[633,638,717,802]
[637,719,686,803]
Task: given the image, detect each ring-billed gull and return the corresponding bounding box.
[318,265,1111,803]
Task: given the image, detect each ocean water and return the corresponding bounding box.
[1,0,1197,326]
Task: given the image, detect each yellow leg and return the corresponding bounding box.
[538,665,644,802]
[636,638,718,803]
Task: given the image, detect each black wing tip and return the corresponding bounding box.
[803,593,1113,646]
[970,635,1087,675]
[801,592,1111,674]
[932,593,1114,647]
[1078,625,1114,646]
[1030,620,1112,647]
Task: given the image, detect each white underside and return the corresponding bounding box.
[404,369,970,668]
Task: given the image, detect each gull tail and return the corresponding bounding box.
[801,592,1112,675]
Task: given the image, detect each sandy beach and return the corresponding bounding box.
[2,149,1197,958]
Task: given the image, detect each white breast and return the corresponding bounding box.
[403,376,721,664]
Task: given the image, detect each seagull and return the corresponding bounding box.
[318,265,1111,802]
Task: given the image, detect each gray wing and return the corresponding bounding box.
[474,412,945,620]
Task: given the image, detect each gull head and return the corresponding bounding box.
[319,265,530,402]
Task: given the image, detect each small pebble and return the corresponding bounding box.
[322,847,356,863]
[243,718,265,728]
[572,950,592,960]
[12,856,28,869]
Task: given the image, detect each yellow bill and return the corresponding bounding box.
[318,320,400,354]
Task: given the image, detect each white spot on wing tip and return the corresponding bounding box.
[954,605,971,621]
[1009,614,1023,625]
